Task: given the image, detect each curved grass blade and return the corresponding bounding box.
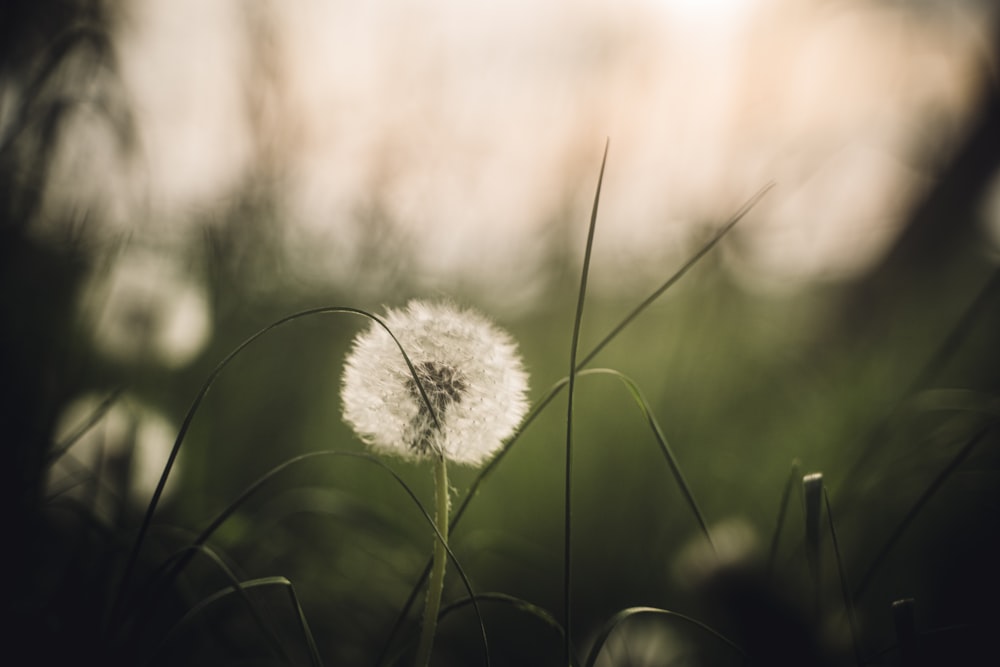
[151,572,322,667]
[112,306,447,630]
[584,606,746,667]
[129,450,490,667]
[579,368,714,549]
[439,593,579,667]
[563,138,609,662]
[142,545,294,667]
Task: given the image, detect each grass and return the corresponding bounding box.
[20,155,1000,667]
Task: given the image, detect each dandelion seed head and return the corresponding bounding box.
[341,300,529,466]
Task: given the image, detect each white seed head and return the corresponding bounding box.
[341,300,530,466]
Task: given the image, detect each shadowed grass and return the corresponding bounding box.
[439,593,577,667]
[824,487,862,667]
[122,450,491,666]
[145,546,321,667]
[583,606,746,667]
[853,425,994,601]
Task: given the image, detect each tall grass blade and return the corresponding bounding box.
[564,138,609,663]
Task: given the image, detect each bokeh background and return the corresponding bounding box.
[4,0,1000,665]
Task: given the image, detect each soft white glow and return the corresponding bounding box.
[26,0,987,302]
[47,393,180,522]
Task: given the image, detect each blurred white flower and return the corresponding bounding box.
[46,392,181,522]
[341,300,529,466]
[82,248,212,368]
[674,517,761,585]
[591,617,693,667]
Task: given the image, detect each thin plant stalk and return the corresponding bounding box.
[803,472,824,620]
[564,139,609,663]
[768,459,801,578]
[414,455,450,667]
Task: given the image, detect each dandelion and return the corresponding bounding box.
[341,299,529,467]
[341,299,529,667]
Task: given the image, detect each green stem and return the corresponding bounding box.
[415,455,449,667]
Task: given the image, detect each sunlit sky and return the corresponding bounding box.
[36,0,995,306]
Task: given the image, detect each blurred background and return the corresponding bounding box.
[4,0,1000,665]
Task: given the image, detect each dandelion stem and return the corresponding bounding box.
[415,454,450,667]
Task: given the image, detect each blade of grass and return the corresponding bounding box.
[564,138,609,663]
[111,306,445,631]
[127,450,491,667]
[140,545,293,666]
[439,593,578,667]
[150,573,322,667]
[580,368,714,549]
[577,181,775,370]
[768,459,801,578]
[583,606,746,667]
[803,473,824,620]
